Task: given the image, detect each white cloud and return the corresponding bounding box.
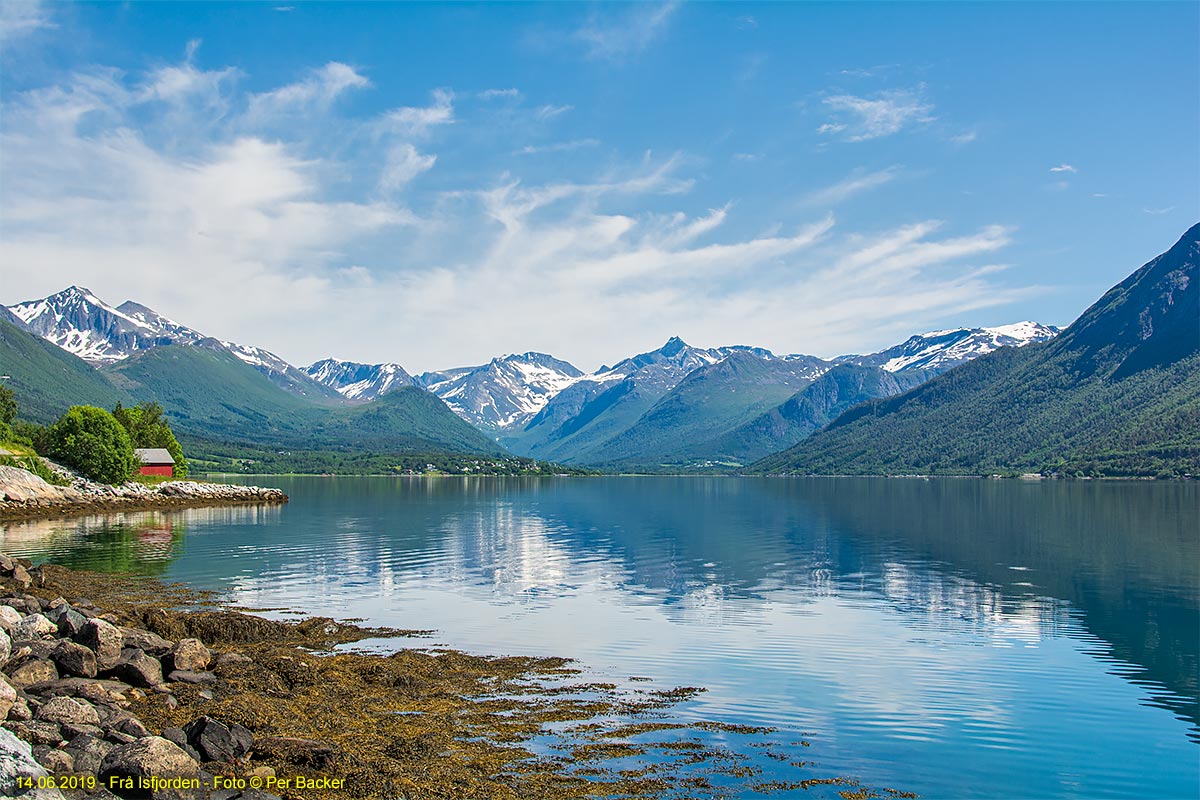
[479,88,520,100]
[805,166,900,206]
[1,55,1034,373]
[517,138,600,156]
[0,0,55,46]
[574,1,680,61]
[819,87,935,141]
[245,62,369,123]
[380,143,437,192]
[379,88,454,136]
[1143,206,1175,215]
[1049,163,1077,173]
[534,104,573,121]
[950,130,978,145]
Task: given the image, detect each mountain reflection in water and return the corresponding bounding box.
[3,477,1195,798]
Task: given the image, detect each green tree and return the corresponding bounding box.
[0,384,16,425]
[112,401,188,478]
[46,406,137,485]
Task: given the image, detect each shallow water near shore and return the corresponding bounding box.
[1,476,1197,799]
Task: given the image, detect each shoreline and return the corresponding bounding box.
[0,558,900,799]
[0,464,288,523]
[0,492,288,524]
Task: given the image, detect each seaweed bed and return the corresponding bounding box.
[14,563,917,800]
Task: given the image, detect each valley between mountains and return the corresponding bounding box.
[3,224,1197,476]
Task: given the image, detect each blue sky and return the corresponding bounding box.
[1,1,1196,371]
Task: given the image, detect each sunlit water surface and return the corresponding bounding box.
[2,477,1196,799]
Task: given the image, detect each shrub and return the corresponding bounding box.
[112,402,188,479]
[45,406,137,485]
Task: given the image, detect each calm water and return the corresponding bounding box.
[2,477,1197,799]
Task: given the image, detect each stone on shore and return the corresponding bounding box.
[8,658,59,687]
[108,648,163,688]
[36,695,101,726]
[0,726,66,799]
[53,639,99,678]
[168,638,211,672]
[98,736,201,799]
[76,618,124,670]
[183,715,253,763]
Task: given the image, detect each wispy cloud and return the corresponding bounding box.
[517,138,600,156]
[1048,163,1077,173]
[379,88,454,136]
[574,1,680,61]
[479,88,521,100]
[379,143,437,192]
[1143,206,1175,215]
[806,166,900,206]
[950,130,978,146]
[534,104,573,121]
[819,87,935,142]
[246,62,369,124]
[0,0,55,47]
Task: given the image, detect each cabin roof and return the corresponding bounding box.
[134,448,175,465]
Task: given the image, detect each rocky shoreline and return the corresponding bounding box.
[0,554,898,800]
[0,466,287,523]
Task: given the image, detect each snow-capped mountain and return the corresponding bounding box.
[838,322,1061,374]
[415,353,585,430]
[304,359,416,400]
[9,287,188,364]
[7,287,335,398]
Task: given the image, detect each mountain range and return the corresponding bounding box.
[3,224,1194,475]
[2,284,1059,469]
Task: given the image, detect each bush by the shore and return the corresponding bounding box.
[45,407,137,486]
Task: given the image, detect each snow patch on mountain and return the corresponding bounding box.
[303,359,416,400]
[416,353,585,430]
[841,322,1061,374]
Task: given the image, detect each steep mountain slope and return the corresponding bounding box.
[304,359,416,400]
[752,224,1200,477]
[837,322,1060,373]
[416,353,583,430]
[709,365,931,464]
[0,315,132,423]
[10,287,181,364]
[504,338,745,461]
[103,343,499,454]
[9,288,340,402]
[578,351,829,466]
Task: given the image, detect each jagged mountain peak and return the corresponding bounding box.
[303,358,416,401]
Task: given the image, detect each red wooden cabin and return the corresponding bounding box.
[135,448,175,477]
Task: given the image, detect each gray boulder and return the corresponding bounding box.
[76,619,124,670]
[53,639,98,678]
[182,716,253,763]
[13,614,57,640]
[0,726,66,798]
[167,639,210,672]
[108,648,163,688]
[98,736,201,799]
[8,658,58,688]
[36,696,101,727]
